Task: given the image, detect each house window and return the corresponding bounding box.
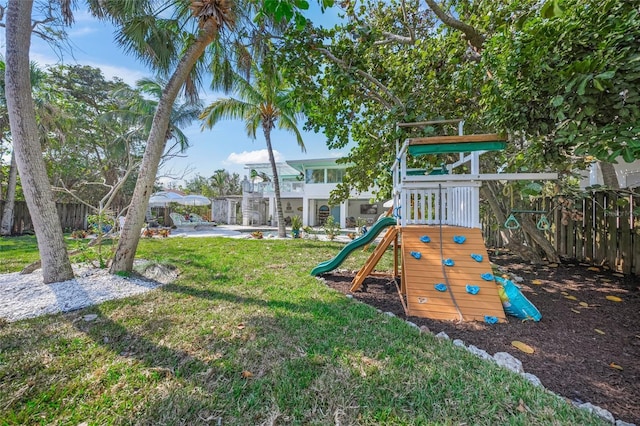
[326,168,345,183]
[305,169,325,183]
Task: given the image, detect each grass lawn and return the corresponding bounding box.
[0,236,605,425]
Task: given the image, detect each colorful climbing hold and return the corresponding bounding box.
[419,235,431,243]
[443,258,454,266]
[481,273,494,281]
[465,285,480,295]
[434,283,447,292]
[410,251,422,259]
[470,253,483,262]
[484,315,498,324]
[453,235,466,244]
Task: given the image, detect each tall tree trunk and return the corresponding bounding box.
[519,215,560,263]
[5,0,74,283]
[599,161,620,189]
[481,182,544,263]
[110,20,218,274]
[264,127,286,238]
[0,151,18,236]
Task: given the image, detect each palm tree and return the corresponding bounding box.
[4,1,74,283]
[0,60,48,236]
[200,63,306,238]
[86,0,237,273]
[108,76,203,171]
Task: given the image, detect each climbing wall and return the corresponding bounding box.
[401,225,507,322]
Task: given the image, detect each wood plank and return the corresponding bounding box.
[566,211,575,258]
[595,192,607,264]
[408,134,506,145]
[351,227,399,292]
[575,198,584,260]
[584,196,594,261]
[401,226,506,322]
[606,192,619,270]
[619,195,632,274]
[632,195,640,275]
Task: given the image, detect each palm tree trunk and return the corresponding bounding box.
[110,19,219,274]
[264,127,287,238]
[0,151,18,236]
[5,0,74,283]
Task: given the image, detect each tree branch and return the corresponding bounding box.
[31,16,55,31]
[315,47,405,112]
[374,32,414,45]
[424,0,486,50]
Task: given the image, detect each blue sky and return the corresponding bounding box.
[12,5,346,186]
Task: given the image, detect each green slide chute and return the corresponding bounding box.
[310,216,397,276]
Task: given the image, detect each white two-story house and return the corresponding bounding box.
[241,158,384,228]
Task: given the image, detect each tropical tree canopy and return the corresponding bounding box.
[200,62,306,237]
[279,0,640,202]
[184,170,242,197]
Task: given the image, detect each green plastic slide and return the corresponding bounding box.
[310,216,397,276]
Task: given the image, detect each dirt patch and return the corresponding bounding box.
[319,251,640,424]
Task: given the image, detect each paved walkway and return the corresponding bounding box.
[168,225,354,242]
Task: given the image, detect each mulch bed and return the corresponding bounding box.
[319,251,640,424]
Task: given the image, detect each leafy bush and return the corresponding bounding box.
[323,216,340,240]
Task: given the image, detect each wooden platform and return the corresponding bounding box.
[400,226,507,322]
[408,133,506,145]
[407,134,507,155]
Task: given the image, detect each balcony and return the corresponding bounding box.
[255,181,305,195]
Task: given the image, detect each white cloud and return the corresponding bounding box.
[225,149,284,165]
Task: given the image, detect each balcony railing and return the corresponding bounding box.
[254,181,305,194]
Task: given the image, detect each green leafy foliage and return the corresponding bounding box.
[183,170,242,197]
[277,0,638,205]
[281,0,489,202]
[482,0,640,165]
[322,215,340,239]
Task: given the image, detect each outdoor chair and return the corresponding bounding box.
[169,212,216,231]
[188,213,217,226]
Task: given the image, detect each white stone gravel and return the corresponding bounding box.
[0,264,163,322]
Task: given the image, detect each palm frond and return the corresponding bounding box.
[278,112,306,153]
[245,110,262,139]
[199,97,254,129]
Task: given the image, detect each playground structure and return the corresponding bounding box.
[312,119,556,322]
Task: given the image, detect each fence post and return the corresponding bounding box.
[584,196,594,261]
[574,197,584,260]
[619,194,632,274]
[594,192,608,266]
[605,192,619,270]
[633,195,640,275]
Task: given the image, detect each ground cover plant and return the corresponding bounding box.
[0,236,607,425]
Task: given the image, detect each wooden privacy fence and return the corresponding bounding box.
[482,191,640,276]
[0,201,91,235]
